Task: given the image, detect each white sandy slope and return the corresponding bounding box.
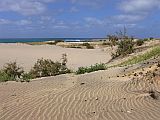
[0,64,160,120]
[0,43,111,71]
[0,42,160,120]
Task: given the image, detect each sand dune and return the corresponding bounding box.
[0,62,160,120]
[0,43,111,71]
[0,42,160,120]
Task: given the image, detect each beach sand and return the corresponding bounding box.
[0,43,111,71]
[0,41,160,120]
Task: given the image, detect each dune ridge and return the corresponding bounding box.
[0,41,160,120]
[1,62,160,120]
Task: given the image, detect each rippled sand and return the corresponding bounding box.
[1,61,160,120]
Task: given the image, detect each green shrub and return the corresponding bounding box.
[0,71,14,82]
[82,43,94,49]
[149,37,154,40]
[29,58,70,78]
[69,46,82,48]
[107,35,118,48]
[143,38,149,41]
[113,39,134,57]
[3,62,24,80]
[109,28,135,58]
[136,40,144,46]
[118,46,160,66]
[21,73,34,82]
[54,40,64,45]
[102,42,112,46]
[76,63,106,74]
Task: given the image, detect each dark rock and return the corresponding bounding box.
[80,83,85,85]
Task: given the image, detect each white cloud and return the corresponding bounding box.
[120,0,160,14]
[53,25,69,29]
[0,0,47,15]
[84,17,105,25]
[38,16,55,24]
[113,23,136,28]
[70,7,79,12]
[0,19,11,25]
[70,0,105,7]
[117,0,160,22]
[0,18,32,26]
[41,16,52,21]
[113,14,145,22]
[16,20,32,25]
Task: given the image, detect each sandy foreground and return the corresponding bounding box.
[0,43,111,71]
[0,42,160,120]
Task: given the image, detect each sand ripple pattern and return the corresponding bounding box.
[0,74,160,120]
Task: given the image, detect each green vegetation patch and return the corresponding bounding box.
[76,63,106,74]
[118,46,160,66]
[0,54,70,82]
[82,43,94,49]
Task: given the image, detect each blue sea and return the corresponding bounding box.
[0,38,105,43]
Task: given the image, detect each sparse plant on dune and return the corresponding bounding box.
[61,53,67,66]
[107,35,118,49]
[118,46,160,66]
[76,63,106,74]
[3,62,24,80]
[0,54,71,82]
[109,27,135,58]
[82,43,94,49]
[135,40,144,46]
[29,55,71,78]
[0,71,14,82]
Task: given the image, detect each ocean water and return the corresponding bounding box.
[0,38,104,43]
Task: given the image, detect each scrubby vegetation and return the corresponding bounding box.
[107,35,118,48]
[0,54,71,82]
[54,40,64,45]
[114,38,134,57]
[109,27,135,59]
[118,46,160,66]
[30,58,70,78]
[82,43,94,49]
[135,40,144,46]
[0,62,29,82]
[3,62,24,80]
[76,63,106,74]
[26,40,64,45]
[0,71,14,82]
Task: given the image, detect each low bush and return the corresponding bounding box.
[0,62,26,82]
[54,40,64,45]
[143,38,149,41]
[0,54,71,82]
[21,73,34,82]
[118,46,160,66]
[112,39,134,58]
[0,71,14,82]
[29,58,71,78]
[76,63,106,74]
[136,40,144,46]
[108,28,135,59]
[102,42,112,46]
[82,43,94,49]
[3,62,24,80]
[149,37,154,40]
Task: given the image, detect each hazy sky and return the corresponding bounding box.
[0,0,160,38]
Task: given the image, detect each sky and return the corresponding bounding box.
[0,0,160,38]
